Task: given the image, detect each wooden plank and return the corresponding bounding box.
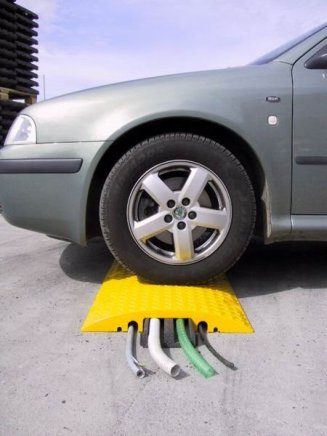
[0,87,37,104]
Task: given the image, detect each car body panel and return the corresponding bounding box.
[292,38,327,214]
[3,62,293,243]
[22,64,290,145]
[1,25,327,246]
[0,141,112,244]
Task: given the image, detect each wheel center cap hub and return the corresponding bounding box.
[174,206,187,220]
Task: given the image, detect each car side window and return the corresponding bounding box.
[305,45,327,69]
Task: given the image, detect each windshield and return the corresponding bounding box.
[251,24,327,65]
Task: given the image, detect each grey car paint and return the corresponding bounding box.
[1,25,327,246]
[292,37,327,214]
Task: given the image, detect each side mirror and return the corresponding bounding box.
[305,45,327,69]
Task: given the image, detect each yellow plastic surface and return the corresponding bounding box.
[81,263,254,333]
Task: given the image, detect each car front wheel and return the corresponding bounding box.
[100,134,256,284]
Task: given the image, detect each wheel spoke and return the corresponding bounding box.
[191,207,228,230]
[173,224,194,261]
[133,212,172,241]
[128,159,232,266]
[141,173,175,208]
[178,167,209,206]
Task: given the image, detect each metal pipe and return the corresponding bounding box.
[126,324,146,378]
[148,318,180,377]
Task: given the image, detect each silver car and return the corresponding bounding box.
[1,24,327,283]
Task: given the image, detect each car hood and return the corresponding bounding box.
[23,63,292,143]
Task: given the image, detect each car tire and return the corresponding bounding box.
[100,133,256,284]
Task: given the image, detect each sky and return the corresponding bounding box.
[18,0,327,100]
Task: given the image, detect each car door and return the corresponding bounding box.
[292,39,327,214]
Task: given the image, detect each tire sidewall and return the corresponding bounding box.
[100,134,255,283]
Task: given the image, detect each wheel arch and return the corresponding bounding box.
[86,116,266,241]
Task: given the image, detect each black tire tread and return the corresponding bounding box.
[100,133,256,284]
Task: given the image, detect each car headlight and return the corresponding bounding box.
[4,115,36,146]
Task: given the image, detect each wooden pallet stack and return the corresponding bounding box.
[0,0,38,145]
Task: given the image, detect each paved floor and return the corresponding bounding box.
[0,215,326,436]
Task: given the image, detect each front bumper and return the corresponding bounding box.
[0,141,111,245]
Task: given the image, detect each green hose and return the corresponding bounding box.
[176,319,215,378]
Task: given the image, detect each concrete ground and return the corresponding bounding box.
[0,215,326,436]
